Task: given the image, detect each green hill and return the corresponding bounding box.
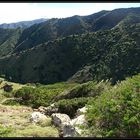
[13,7,140,53]
[0,7,139,85]
[0,21,139,84]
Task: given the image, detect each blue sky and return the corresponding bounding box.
[0,3,140,24]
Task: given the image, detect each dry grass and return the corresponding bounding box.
[0,104,59,137]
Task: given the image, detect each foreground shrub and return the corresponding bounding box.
[86,74,140,137]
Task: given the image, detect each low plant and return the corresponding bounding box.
[86,74,140,137]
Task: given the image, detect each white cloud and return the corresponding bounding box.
[0,3,139,24]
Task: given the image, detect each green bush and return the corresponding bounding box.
[13,82,78,108]
[2,99,21,106]
[55,97,93,118]
[86,74,140,137]
[14,86,35,106]
[55,80,111,101]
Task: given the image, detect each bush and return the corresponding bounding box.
[13,82,78,108]
[14,86,35,106]
[54,80,111,101]
[55,97,93,118]
[2,99,21,106]
[86,74,140,137]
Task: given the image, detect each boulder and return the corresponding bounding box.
[63,124,77,137]
[45,107,58,116]
[2,84,13,92]
[51,113,71,127]
[38,105,58,116]
[71,114,87,126]
[30,112,47,123]
[76,106,87,116]
[38,106,46,114]
[51,113,77,137]
[50,103,55,107]
[70,114,87,135]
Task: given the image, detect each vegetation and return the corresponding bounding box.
[55,97,93,118]
[0,22,139,85]
[0,104,59,137]
[13,82,78,108]
[0,8,139,85]
[0,7,139,138]
[54,80,111,100]
[86,74,140,137]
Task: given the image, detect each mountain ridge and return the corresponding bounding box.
[0,18,47,29]
[0,7,139,84]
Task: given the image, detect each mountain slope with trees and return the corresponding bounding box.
[0,21,139,84]
[13,7,140,53]
[0,7,139,84]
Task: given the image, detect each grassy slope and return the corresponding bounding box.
[0,79,59,137]
[0,73,140,137]
[0,104,59,137]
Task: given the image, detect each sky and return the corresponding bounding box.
[0,3,140,24]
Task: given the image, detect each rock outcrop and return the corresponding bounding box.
[35,105,88,137]
[38,104,58,116]
[51,113,77,137]
[71,114,87,126]
[30,112,47,123]
[70,106,88,135]
[76,106,87,116]
[70,114,87,135]
[51,113,71,127]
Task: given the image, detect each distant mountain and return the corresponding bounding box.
[13,7,140,53]
[0,18,47,29]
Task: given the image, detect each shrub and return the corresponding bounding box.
[86,74,140,137]
[14,86,35,106]
[13,82,78,108]
[55,97,93,118]
[2,99,21,106]
[54,80,111,101]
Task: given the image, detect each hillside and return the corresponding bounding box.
[0,19,139,84]
[13,7,140,53]
[0,28,23,57]
[0,73,139,137]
